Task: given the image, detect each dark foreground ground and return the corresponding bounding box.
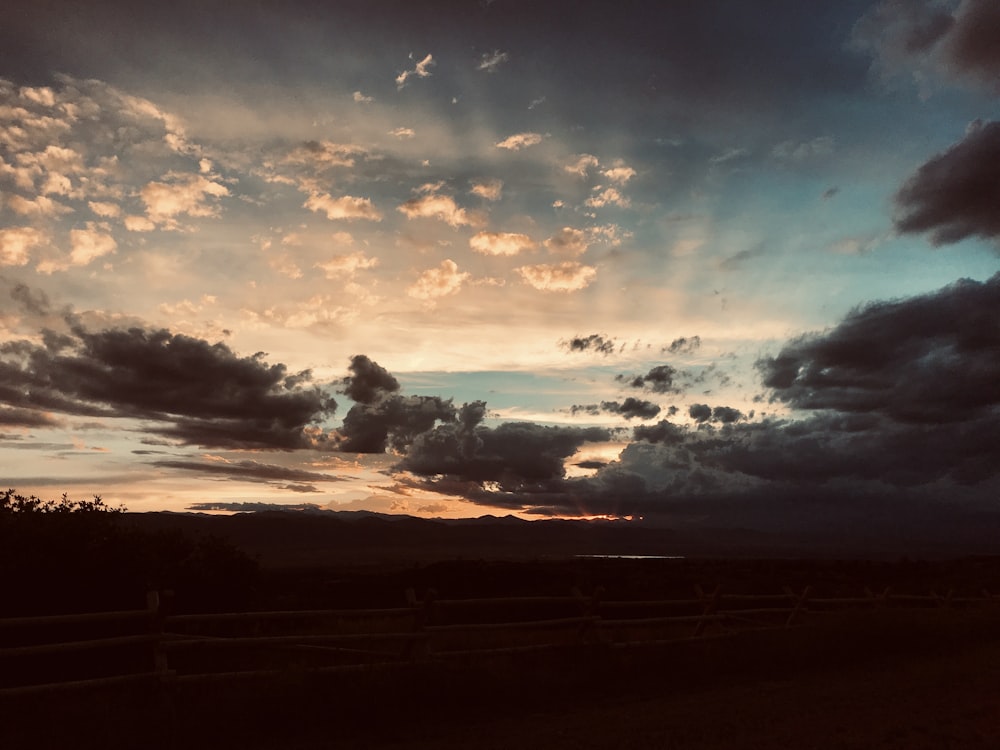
[5,556,1000,749]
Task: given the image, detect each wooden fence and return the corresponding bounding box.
[3,586,998,696]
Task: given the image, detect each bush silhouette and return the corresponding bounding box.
[0,489,259,616]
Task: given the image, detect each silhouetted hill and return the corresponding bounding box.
[126,510,1000,568]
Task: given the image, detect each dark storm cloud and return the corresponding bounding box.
[617,365,679,394]
[854,0,1000,93]
[337,395,456,453]
[152,459,342,484]
[0,405,60,427]
[894,121,1000,246]
[688,403,712,423]
[562,334,616,356]
[403,276,1000,522]
[942,0,1000,86]
[599,398,660,420]
[341,354,400,404]
[758,273,1000,423]
[0,325,337,448]
[400,421,610,490]
[569,404,602,417]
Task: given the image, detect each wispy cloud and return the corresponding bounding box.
[304,192,383,221]
[516,261,597,292]
[477,50,509,73]
[496,132,543,151]
[396,53,435,89]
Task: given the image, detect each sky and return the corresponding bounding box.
[1,0,999,534]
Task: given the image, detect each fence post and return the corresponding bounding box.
[146,591,169,677]
[403,587,429,662]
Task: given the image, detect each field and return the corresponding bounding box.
[4,556,1000,749]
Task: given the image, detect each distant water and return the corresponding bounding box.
[576,554,685,559]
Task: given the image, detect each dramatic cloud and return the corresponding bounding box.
[894,120,1000,245]
[339,394,455,453]
[304,192,383,221]
[341,354,400,405]
[0,325,336,447]
[495,132,543,151]
[402,421,610,489]
[516,262,596,292]
[408,259,469,301]
[758,273,1000,424]
[469,231,536,256]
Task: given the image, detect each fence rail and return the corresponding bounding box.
[3,585,998,696]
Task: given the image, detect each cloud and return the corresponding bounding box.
[601,163,636,184]
[315,250,379,278]
[664,336,701,355]
[853,0,1000,94]
[469,178,503,201]
[496,132,543,151]
[469,231,536,256]
[341,354,400,405]
[5,194,72,217]
[688,403,743,424]
[894,121,1000,245]
[304,192,383,221]
[152,458,342,484]
[353,91,374,104]
[339,394,456,454]
[0,227,45,266]
[564,154,599,177]
[0,325,336,448]
[389,127,415,138]
[69,225,116,267]
[757,273,1000,424]
[562,334,616,356]
[543,227,590,257]
[585,186,630,208]
[771,136,835,161]
[477,50,509,73]
[284,141,366,170]
[709,147,750,165]
[617,365,680,394]
[516,262,597,292]
[601,398,661,420]
[141,173,229,228]
[396,53,435,89]
[401,421,610,490]
[397,192,476,227]
[88,201,121,218]
[408,259,469,301]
